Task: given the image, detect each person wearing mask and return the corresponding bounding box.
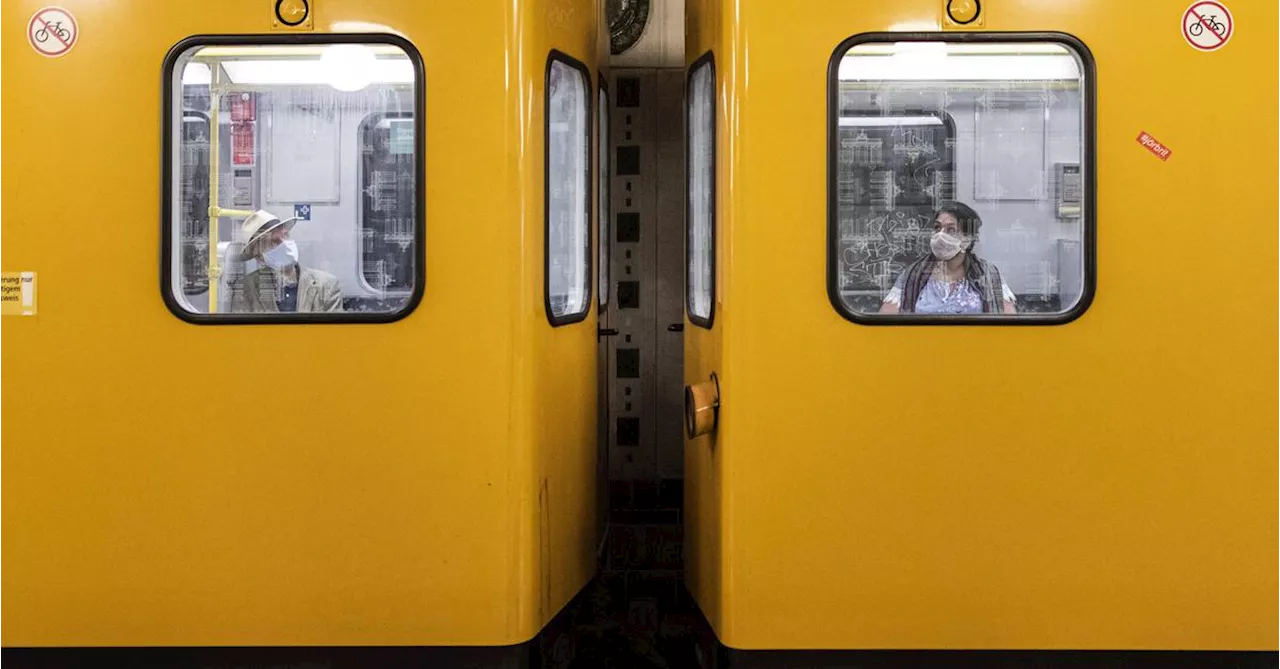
[230,209,343,313]
[879,201,1017,315]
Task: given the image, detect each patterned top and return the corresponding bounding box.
[276,281,299,312]
[884,273,1017,314]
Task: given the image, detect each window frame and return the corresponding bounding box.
[825,31,1097,326]
[160,33,426,325]
[686,50,716,329]
[543,49,593,327]
[598,73,611,312]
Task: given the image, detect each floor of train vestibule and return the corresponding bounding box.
[539,479,702,669]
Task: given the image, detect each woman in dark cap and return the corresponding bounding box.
[879,201,1017,315]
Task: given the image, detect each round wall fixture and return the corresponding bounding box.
[946,0,981,25]
[685,373,720,439]
[607,0,651,55]
[275,0,309,26]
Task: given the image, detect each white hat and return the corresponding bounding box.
[238,209,299,260]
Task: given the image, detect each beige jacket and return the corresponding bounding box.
[230,266,343,313]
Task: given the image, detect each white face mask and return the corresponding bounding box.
[262,239,299,270]
[930,231,964,261]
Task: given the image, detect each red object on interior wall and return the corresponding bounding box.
[231,122,255,165]
[229,92,256,122]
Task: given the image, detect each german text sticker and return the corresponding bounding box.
[1137,131,1172,161]
[1,272,38,316]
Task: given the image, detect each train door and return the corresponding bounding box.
[3,1,603,664]
[681,0,1277,662]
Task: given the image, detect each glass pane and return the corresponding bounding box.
[833,41,1088,318]
[547,57,590,321]
[687,60,714,324]
[599,85,610,309]
[179,111,212,296]
[360,112,416,299]
[168,42,418,317]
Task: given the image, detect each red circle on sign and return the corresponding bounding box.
[27,7,78,57]
[1182,1,1233,51]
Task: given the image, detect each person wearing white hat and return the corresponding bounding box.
[229,209,343,313]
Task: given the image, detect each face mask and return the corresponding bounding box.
[930,231,964,261]
[262,240,299,270]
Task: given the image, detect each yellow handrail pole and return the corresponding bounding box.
[211,207,256,218]
[207,60,223,313]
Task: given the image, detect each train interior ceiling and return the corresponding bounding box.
[165,2,1092,665]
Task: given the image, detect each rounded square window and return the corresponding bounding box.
[687,52,715,328]
[599,77,611,310]
[163,36,424,323]
[828,35,1095,324]
[545,51,592,325]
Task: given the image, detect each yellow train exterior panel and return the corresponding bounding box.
[686,0,1277,652]
[2,0,599,649]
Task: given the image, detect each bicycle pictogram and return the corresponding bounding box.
[34,20,71,44]
[1187,14,1225,38]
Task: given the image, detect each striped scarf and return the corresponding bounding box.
[899,253,1004,314]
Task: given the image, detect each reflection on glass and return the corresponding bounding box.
[834,41,1087,317]
[360,113,416,295]
[168,42,418,317]
[547,58,590,321]
[687,60,714,324]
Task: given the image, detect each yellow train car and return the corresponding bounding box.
[2,0,600,665]
[684,0,1277,664]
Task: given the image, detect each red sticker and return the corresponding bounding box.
[229,93,256,122]
[1137,131,1172,161]
[1182,1,1233,51]
[231,123,255,165]
[27,7,78,58]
